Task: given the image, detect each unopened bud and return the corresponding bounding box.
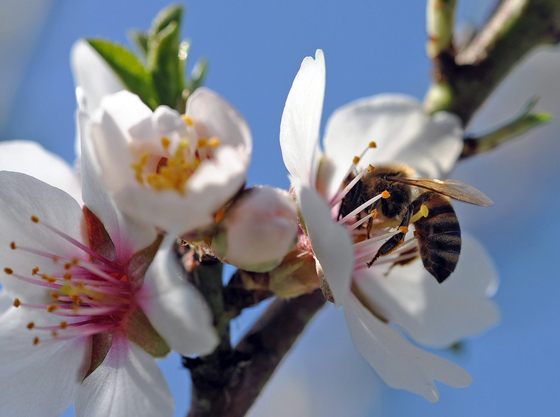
[212,186,299,272]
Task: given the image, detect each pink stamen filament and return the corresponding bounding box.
[338,193,385,225]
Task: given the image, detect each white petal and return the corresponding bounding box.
[0,290,11,314]
[0,172,87,302]
[71,39,125,114]
[0,140,82,204]
[321,94,463,199]
[187,87,252,151]
[0,307,90,417]
[280,50,325,188]
[75,333,174,417]
[80,107,157,258]
[297,185,353,307]
[343,294,472,402]
[136,238,219,356]
[113,145,246,235]
[356,234,499,347]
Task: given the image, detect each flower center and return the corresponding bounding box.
[5,215,133,346]
[130,116,221,195]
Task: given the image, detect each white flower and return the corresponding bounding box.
[212,186,299,272]
[0,140,218,417]
[280,50,499,402]
[82,88,252,236]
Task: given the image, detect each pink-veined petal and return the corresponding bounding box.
[79,107,157,258]
[0,172,87,303]
[0,307,90,417]
[136,238,218,356]
[70,39,125,114]
[321,94,463,199]
[297,184,353,307]
[0,140,82,204]
[75,333,173,417]
[280,50,325,188]
[355,234,499,347]
[343,294,472,403]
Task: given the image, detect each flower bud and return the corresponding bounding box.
[212,186,298,272]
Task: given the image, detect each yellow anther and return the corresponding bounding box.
[46,305,58,313]
[32,267,39,276]
[31,215,39,223]
[369,141,377,148]
[33,337,40,346]
[71,259,79,266]
[182,115,194,126]
[76,281,85,289]
[130,152,150,184]
[47,277,56,283]
[63,272,72,280]
[197,138,208,148]
[368,164,375,172]
[52,330,58,337]
[64,263,72,270]
[13,299,21,308]
[10,242,16,250]
[382,191,391,199]
[4,268,13,275]
[208,137,221,147]
[399,226,409,234]
[353,156,360,164]
[60,321,68,329]
[27,322,35,330]
[161,137,171,151]
[50,292,60,300]
[371,209,379,219]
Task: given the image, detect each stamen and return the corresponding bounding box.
[27,322,34,330]
[182,115,194,126]
[349,210,378,230]
[382,190,391,199]
[410,205,429,224]
[161,137,171,152]
[33,337,39,345]
[330,164,374,207]
[10,242,16,250]
[13,299,20,307]
[338,192,386,225]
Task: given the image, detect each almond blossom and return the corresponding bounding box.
[81,86,251,237]
[280,50,499,402]
[0,139,218,417]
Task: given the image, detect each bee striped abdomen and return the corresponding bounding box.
[413,192,461,283]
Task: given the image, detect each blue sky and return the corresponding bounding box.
[3,1,560,416]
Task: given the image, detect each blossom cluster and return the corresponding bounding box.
[0,9,499,417]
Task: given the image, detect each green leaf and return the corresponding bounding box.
[189,58,209,93]
[148,21,184,108]
[151,4,183,35]
[129,29,150,57]
[87,39,158,109]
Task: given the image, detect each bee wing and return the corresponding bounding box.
[387,177,494,207]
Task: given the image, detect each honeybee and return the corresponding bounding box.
[338,164,493,283]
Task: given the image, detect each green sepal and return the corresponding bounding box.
[83,331,113,380]
[189,58,209,94]
[151,4,184,36]
[125,307,171,358]
[148,20,184,108]
[128,233,164,290]
[87,39,158,109]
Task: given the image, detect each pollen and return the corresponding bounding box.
[208,137,221,147]
[60,321,68,329]
[369,141,377,148]
[4,268,13,275]
[50,292,60,300]
[51,330,58,337]
[46,305,58,313]
[27,322,35,330]
[353,156,360,164]
[13,298,21,307]
[130,152,150,184]
[33,337,40,346]
[10,242,16,250]
[197,138,208,148]
[31,267,39,275]
[31,216,39,223]
[382,191,391,199]
[52,256,59,264]
[63,272,72,280]
[161,137,171,151]
[368,164,375,172]
[399,226,409,234]
[182,115,194,126]
[64,263,72,270]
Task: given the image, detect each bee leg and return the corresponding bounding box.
[367,203,413,267]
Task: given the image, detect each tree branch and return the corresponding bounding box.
[426,0,560,131]
[186,290,326,417]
